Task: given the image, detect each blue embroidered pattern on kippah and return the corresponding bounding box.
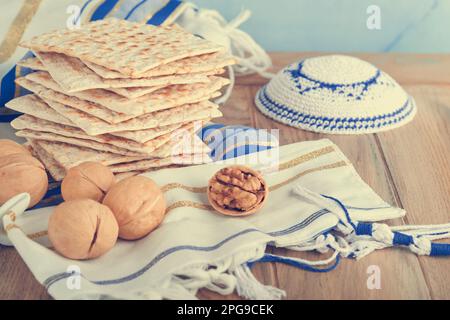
[257,86,415,131]
[287,61,383,99]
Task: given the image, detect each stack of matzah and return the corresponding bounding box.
[6,18,235,181]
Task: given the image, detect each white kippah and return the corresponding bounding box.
[255,55,417,134]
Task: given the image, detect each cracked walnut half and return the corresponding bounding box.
[207,165,268,216]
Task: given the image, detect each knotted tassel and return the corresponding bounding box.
[232,264,285,300]
[352,222,450,257]
[292,183,450,259]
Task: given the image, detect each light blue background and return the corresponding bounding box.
[191,0,449,52]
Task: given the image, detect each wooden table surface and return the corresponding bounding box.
[1,52,449,300]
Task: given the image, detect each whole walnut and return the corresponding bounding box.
[103,176,166,240]
[207,165,268,216]
[62,162,115,202]
[0,139,30,156]
[0,153,48,208]
[48,199,119,260]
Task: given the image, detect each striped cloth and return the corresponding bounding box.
[1,139,449,300]
[0,139,408,299]
[0,0,192,121]
[198,124,279,161]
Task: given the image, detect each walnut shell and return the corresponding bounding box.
[48,199,119,260]
[0,139,30,156]
[103,176,166,240]
[0,153,48,208]
[61,162,115,202]
[207,165,268,216]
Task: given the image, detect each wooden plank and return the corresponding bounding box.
[215,85,254,127]
[376,85,450,299]
[0,246,50,299]
[237,52,450,86]
[2,53,449,300]
[246,84,431,299]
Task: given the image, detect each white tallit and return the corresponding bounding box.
[3,139,448,300]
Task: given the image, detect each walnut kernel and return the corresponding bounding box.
[207,165,268,216]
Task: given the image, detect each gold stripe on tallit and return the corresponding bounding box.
[141,0,169,23]
[277,145,335,170]
[83,0,103,24]
[162,183,207,193]
[166,201,212,214]
[15,147,346,234]
[161,145,337,194]
[162,2,190,26]
[270,161,347,191]
[14,65,22,97]
[38,194,62,205]
[164,161,348,214]
[5,223,20,232]
[27,230,48,240]
[8,210,17,222]
[105,0,125,18]
[0,0,42,63]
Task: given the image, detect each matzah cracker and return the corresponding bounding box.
[109,153,212,173]
[138,134,210,159]
[85,52,235,79]
[31,140,147,170]
[35,51,213,92]
[21,18,224,76]
[108,86,165,99]
[30,129,208,170]
[24,71,229,115]
[16,77,135,124]
[100,69,220,89]
[44,97,222,135]
[17,57,46,71]
[112,119,210,143]
[7,94,209,140]
[5,94,74,126]
[16,130,146,156]
[12,114,206,149]
[29,140,66,181]
[113,166,182,180]
[114,170,143,181]
[35,51,106,93]
[12,115,178,155]
[19,58,167,99]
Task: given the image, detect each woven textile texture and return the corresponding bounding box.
[255,55,417,134]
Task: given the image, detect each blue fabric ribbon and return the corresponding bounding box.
[248,253,340,273]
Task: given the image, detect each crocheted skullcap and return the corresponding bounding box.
[255,55,417,134]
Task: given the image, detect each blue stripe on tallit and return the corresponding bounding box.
[248,253,340,273]
[198,124,278,161]
[90,0,121,21]
[124,0,148,20]
[31,185,63,210]
[0,66,18,122]
[74,0,95,24]
[0,114,21,122]
[44,208,336,288]
[146,0,182,25]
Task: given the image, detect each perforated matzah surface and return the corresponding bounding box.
[21,18,224,76]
